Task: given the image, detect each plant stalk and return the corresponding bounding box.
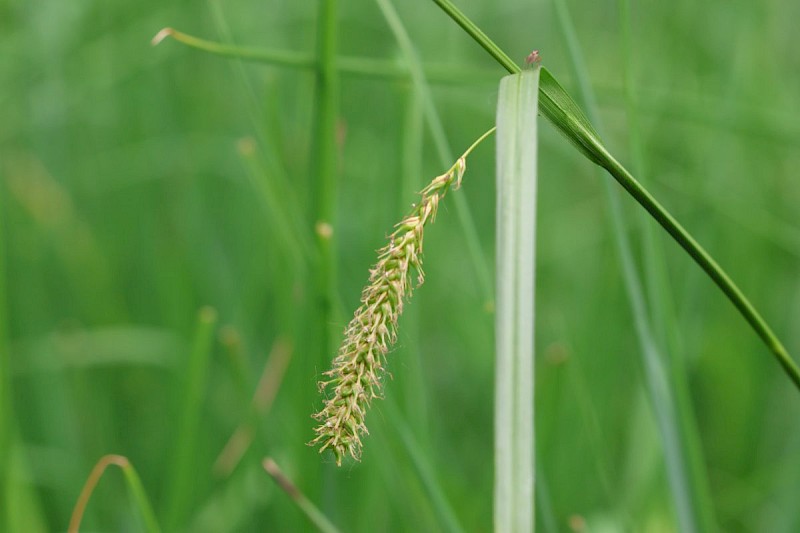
[152,28,498,85]
[312,0,341,358]
[429,0,800,391]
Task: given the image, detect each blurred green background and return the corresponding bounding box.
[2,0,800,531]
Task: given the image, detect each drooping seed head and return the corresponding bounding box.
[310,159,468,465]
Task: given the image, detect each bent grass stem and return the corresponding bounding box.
[69,455,160,533]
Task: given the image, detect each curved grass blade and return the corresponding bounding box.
[68,455,160,533]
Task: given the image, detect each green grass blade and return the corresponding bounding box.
[121,461,162,533]
[495,66,539,533]
[69,455,161,533]
[312,0,342,358]
[428,0,800,391]
[312,0,342,519]
[164,307,218,530]
[537,69,603,165]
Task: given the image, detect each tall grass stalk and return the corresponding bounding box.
[312,0,342,518]
[164,306,218,530]
[428,0,800,388]
[68,455,161,533]
[495,64,540,533]
[312,0,342,358]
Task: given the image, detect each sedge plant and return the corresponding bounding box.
[138,2,800,531]
[0,0,800,531]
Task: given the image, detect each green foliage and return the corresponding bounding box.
[2,0,800,531]
[495,67,540,533]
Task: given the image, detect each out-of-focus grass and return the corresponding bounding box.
[1,0,800,531]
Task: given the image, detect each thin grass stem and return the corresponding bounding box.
[152,27,499,85]
[429,0,518,74]
[152,28,314,68]
[312,0,342,359]
[312,0,343,519]
[429,0,800,391]
[262,458,342,533]
[69,455,161,533]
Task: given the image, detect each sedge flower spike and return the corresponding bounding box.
[311,129,493,465]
